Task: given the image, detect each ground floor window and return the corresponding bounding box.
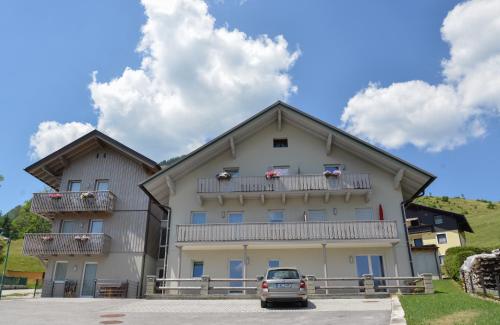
[268,259,280,268]
[414,238,423,247]
[355,255,385,291]
[439,255,445,265]
[437,233,448,244]
[192,261,204,278]
[53,261,68,282]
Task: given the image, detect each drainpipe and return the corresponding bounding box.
[138,200,153,297]
[400,201,415,276]
[160,205,172,277]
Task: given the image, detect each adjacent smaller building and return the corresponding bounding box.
[405,203,473,276]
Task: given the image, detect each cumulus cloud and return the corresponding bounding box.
[341,0,500,152]
[30,0,299,160]
[29,121,94,159]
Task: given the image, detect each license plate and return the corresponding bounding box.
[275,283,293,288]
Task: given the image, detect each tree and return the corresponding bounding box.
[1,216,17,239]
[12,201,50,237]
[0,174,3,187]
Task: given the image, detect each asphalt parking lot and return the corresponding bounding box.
[0,298,393,325]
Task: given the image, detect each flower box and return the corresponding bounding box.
[48,193,63,199]
[80,192,95,200]
[323,169,341,177]
[74,235,90,241]
[41,235,54,241]
[216,172,231,181]
[265,170,280,180]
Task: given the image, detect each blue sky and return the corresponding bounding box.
[1,0,499,214]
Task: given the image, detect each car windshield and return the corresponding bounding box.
[267,269,300,280]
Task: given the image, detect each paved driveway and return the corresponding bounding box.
[0,298,392,325]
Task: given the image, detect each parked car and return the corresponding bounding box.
[258,267,308,308]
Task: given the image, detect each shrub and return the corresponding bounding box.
[441,196,449,202]
[444,246,494,281]
[487,202,495,209]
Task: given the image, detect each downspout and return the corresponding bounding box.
[160,205,172,278]
[401,190,426,276]
[138,200,153,297]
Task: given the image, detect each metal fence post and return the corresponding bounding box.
[33,279,39,298]
[201,276,210,296]
[422,273,434,294]
[145,275,156,297]
[306,275,316,295]
[363,274,375,296]
[481,275,487,296]
[496,274,500,298]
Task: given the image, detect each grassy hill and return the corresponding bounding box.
[415,196,500,248]
[0,239,44,273]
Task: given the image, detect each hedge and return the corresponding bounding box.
[444,246,494,281]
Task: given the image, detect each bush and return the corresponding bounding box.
[444,246,494,281]
[441,196,449,202]
[487,202,495,209]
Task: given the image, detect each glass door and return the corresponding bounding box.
[355,255,385,292]
[81,263,97,297]
[229,260,243,293]
[89,220,103,233]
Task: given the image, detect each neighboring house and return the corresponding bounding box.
[23,130,167,297]
[140,101,436,288]
[405,203,473,272]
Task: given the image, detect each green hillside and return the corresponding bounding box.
[0,239,44,273]
[414,196,500,248]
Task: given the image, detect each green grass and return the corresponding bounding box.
[400,280,500,325]
[415,196,500,248]
[0,239,44,273]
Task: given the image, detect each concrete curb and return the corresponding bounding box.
[390,295,406,325]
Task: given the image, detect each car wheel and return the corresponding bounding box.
[301,300,308,307]
[260,300,267,308]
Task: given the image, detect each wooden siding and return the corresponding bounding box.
[23,233,111,256]
[31,191,115,216]
[197,173,371,194]
[176,221,398,243]
[60,148,150,211]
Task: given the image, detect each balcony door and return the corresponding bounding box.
[308,210,326,222]
[355,208,373,221]
[229,260,243,293]
[227,212,243,224]
[89,220,103,233]
[80,262,97,297]
[355,255,385,291]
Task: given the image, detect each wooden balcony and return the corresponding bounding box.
[198,173,371,194]
[31,191,116,216]
[408,224,434,234]
[23,233,111,256]
[176,221,398,244]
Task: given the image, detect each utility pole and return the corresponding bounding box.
[0,236,12,300]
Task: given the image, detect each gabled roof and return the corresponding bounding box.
[406,203,473,233]
[25,130,160,190]
[141,101,436,204]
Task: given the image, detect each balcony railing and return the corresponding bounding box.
[177,221,398,243]
[408,224,434,234]
[31,191,116,216]
[23,233,111,256]
[197,173,371,194]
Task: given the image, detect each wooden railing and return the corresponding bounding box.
[146,273,434,297]
[408,224,434,234]
[197,173,371,194]
[177,221,398,243]
[31,191,116,216]
[23,233,111,256]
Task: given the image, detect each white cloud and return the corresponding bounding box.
[30,0,299,160]
[29,121,94,159]
[341,0,500,152]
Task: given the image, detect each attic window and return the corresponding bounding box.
[273,138,288,148]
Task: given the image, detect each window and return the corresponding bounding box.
[192,262,204,278]
[223,167,240,177]
[53,261,68,282]
[437,233,447,244]
[434,215,444,225]
[95,179,109,191]
[61,220,77,233]
[439,255,445,265]
[324,164,342,172]
[414,238,423,247]
[355,208,373,221]
[157,268,164,278]
[356,255,385,291]
[67,180,81,192]
[191,212,207,224]
[227,212,243,224]
[268,210,284,223]
[268,260,280,268]
[158,227,168,259]
[410,219,420,227]
[89,220,103,233]
[273,138,288,148]
[308,210,326,222]
[267,269,299,280]
[273,166,289,176]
